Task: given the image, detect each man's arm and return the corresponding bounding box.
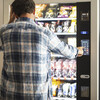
[47,29,83,59]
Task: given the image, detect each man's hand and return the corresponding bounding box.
[8,6,16,24]
[77,47,84,57]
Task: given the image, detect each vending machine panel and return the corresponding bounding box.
[77,2,90,100]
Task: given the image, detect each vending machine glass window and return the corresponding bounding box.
[35,3,77,100]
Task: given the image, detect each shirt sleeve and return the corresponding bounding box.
[47,29,78,59]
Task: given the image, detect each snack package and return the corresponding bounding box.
[70,6,77,18]
[69,83,76,98]
[51,59,57,77]
[56,25,63,33]
[62,59,69,77]
[63,21,70,33]
[58,84,63,97]
[45,8,56,18]
[68,60,77,78]
[52,84,58,97]
[72,60,76,78]
[56,59,63,77]
[35,4,48,18]
[50,22,56,32]
[68,20,76,33]
[51,60,56,77]
[57,6,72,18]
[63,83,70,97]
[45,4,57,18]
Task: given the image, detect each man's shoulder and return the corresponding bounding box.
[0,24,8,33]
[0,23,16,33]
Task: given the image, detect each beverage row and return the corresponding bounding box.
[51,59,76,78]
[35,4,76,18]
[52,82,76,98]
[36,20,76,33]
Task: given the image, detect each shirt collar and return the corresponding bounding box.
[15,17,35,23]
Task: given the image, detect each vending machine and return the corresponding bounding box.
[34,2,91,100]
[2,0,93,100]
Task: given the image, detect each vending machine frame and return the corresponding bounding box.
[1,0,99,100]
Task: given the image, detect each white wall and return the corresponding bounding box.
[0,0,3,26]
[91,0,99,100]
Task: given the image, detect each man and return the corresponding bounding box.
[0,0,83,100]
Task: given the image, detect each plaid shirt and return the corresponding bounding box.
[0,17,78,100]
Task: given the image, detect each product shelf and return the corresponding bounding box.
[52,77,76,81]
[35,18,77,21]
[53,97,76,100]
[51,54,64,57]
[55,32,77,35]
[51,54,77,58]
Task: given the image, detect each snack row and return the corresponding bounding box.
[35,4,76,18]
[52,82,76,98]
[36,20,77,33]
[51,59,76,78]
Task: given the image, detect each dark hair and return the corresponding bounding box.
[11,0,35,17]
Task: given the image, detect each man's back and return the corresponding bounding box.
[0,17,78,100]
[0,17,52,100]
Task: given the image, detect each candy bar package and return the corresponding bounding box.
[35,4,48,18]
[58,84,63,97]
[56,25,63,33]
[56,21,63,33]
[69,83,76,98]
[63,83,70,97]
[57,5,72,18]
[68,20,76,33]
[62,21,70,33]
[45,4,58,18]
[51,59,57,77]
[50,21,57,32]
[52,82,77,98]
[69,6,77,18]
[52,84,58,97]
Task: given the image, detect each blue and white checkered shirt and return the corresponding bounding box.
[0,17,78,100]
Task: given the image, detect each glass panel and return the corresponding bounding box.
[35,3,77,100]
